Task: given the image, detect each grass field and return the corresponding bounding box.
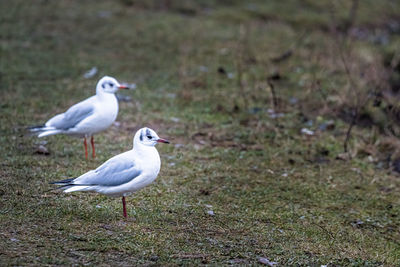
[1,0,400,265]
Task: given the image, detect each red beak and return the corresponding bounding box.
[157,138,170,144]
[118,85,129,90]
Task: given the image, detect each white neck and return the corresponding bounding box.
[96,86,117,102]
[96,85,106,96]
[133,143,160,164]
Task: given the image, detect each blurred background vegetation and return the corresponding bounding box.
[1,0,400,265]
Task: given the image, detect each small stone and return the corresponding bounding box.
[352,219,364,227]
[97,10,112,18]
[150,255,159,261]
[207,210,215,216]
[289,97,298,104]
[199,66,208,72]
[35,145,49,155]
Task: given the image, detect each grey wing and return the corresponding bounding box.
[46,98,95,130]
[74,155,141,186]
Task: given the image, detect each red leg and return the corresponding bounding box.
[122,196,127,218]
[83,137,88,159]
[90,136,95,158]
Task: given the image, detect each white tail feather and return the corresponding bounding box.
[64,185,91,193]
[38,130,63,138]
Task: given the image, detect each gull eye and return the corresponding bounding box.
[147,135,152,139]
[109,83,114,87]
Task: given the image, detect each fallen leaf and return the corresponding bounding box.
[83,67,97,78]
[301,128,314,136]
[259,257,278,266]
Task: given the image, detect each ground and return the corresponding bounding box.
[1,0,400,265]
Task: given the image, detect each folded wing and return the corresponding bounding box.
[46,98,95,130]
[73,153,141,187]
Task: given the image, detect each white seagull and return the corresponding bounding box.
[51,127,170,218]
[29,76,128,159]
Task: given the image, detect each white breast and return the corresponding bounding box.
[94,94,119,131]
[95,147,161,197]
[73,94,118,136]
[123,147,161,194]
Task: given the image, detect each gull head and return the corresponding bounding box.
[96,76,128,94]
[134,127,170,147]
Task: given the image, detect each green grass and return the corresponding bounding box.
[1,0,400,265]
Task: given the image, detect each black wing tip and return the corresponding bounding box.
[27,124,45,130]
[26,125,46,136]
[49,178,75,185]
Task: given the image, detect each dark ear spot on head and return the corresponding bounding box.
[140,129,145,141]
[102,83,105,89]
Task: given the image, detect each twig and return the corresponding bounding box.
[271,31,307,63]
[311,221,335,240]
[235,23,248,109]
[329,1,369,154]
[344,110,358,153]
[338,44,362,153]
[345,0,359,36]
[267,79,278,111]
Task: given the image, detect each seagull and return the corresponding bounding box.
[50,127,170,218]
[29,76,128,159]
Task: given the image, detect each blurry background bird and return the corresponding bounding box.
[29,76,128,159]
